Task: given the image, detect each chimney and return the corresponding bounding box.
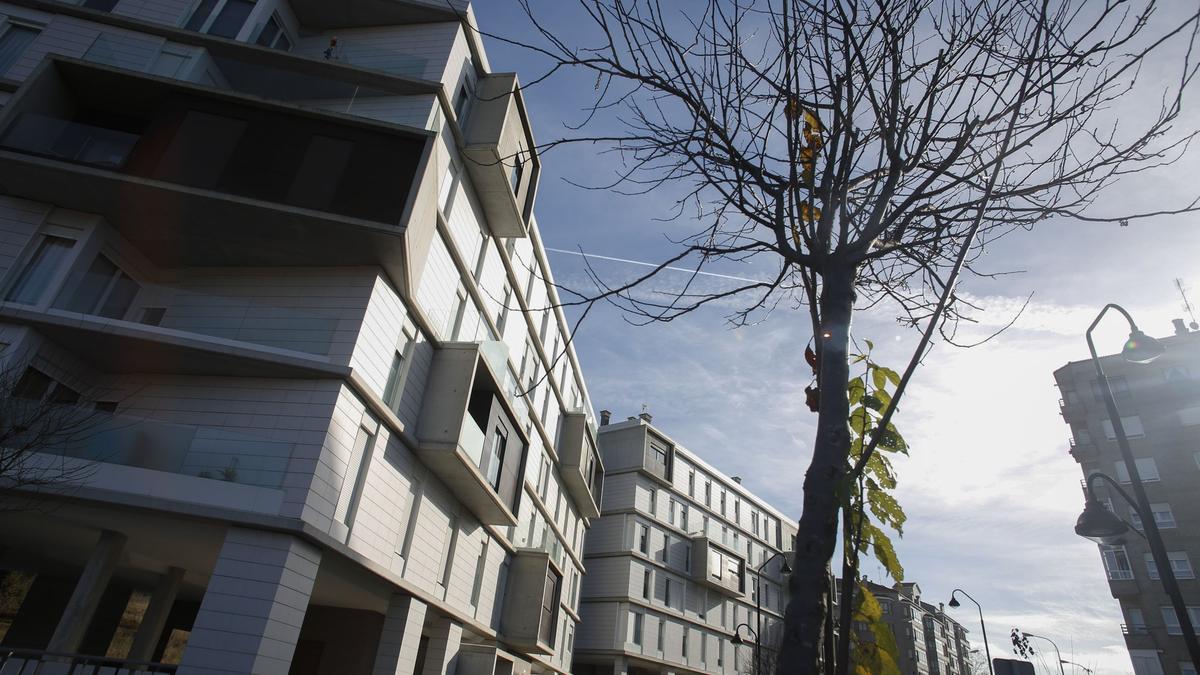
[1175,318,1189,336]
[732,476,742,484]
[600,409,612,426]
[638,411,653,424]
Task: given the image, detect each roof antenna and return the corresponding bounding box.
[1175,278,1199,330]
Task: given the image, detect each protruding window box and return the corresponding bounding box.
[500,549,563,655]
[642,429,674,486]
[456,644,532,675]
[0,58,431,279]
[557,411,604,518]
[417,341,527,526]
[461,73,539,239]
[690,535,746,597]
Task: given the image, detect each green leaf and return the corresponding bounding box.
[865,339,875,351]
[862,394,883,411]
[867,487,907,534]
[878,366,901,387]
[863,522,904,582]
[848,378,866,406]
[872,365,888,390]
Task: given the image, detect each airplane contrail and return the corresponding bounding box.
[543,247,766,284]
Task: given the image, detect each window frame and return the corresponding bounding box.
[252,11,292,51]
[184,0,257,40]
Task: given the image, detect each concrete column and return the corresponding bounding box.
[47,529,126,653]
[372,593,428,675]
[177,528,321,675]
[420,617,463,675]
[128,566,184,662]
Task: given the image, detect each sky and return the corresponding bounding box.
[471,3,1200,674]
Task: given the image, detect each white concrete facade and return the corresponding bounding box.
[575,416,797,675]
[0,2,600,674]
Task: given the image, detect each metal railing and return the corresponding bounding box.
[1121,623,1149,635]
[0,646,177,673]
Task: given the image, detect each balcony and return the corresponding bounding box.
[416,341,527,526]
[0,302,349,379]
[0,647,176,674]
[690,535,745,597]
[500,549,562,655]
[1121,623,1149,636]
[461,73,539,238]
[0,58,433,285]
[557,411,603,518]
[288,0,465,29]
[23,405,301,490]
[1068,437,1098,461]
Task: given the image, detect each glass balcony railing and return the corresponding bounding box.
[34,408,297,489]
[0,113,139,169]
[461,414,486,470]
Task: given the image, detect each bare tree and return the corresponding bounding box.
[483,1,1200,672]
[0,362,107,507]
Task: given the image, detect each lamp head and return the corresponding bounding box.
[1122,330,1165,364]
[948,596,961,608]
[732,633,744,646]
[781,559,793,575]
[1074,498,1130,545]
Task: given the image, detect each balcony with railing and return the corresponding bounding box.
[417,341,527,526]
[0,646,177,674]
[1068,436,1098,461]
[556,411,603,518]
[0,58,432,277]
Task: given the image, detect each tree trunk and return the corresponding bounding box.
[777,263,856,675]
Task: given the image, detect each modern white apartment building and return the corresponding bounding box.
[574,413,797,675]
[0,2,604,674]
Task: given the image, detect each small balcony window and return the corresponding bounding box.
[254,13,292,51]
[5,236,74,305]
[54,253,140,320]
[186,0,256,39]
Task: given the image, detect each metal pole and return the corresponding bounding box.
[951,589,993,675]
[1023,633,1065,675]
[1087,304,1200,666]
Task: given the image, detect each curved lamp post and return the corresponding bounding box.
[1022,632,1065,675]
[732,622,758,672]
[949,589,994,675]
[744,553,791,675]
[1073,304,1200,667]
[1060,659,1094,675]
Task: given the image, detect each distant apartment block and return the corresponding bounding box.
[843,581,973,675]
[1055,321,1200,675]
[574,413,797,675]
[0,2,604,674]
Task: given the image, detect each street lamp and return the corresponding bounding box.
[1073,303,1200,667]
[1060,659,1094,675]
[750,552,791,675]
[1021,632,1065,675]
[732,622,758,645]
[948,589,994,675]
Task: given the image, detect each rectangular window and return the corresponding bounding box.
[704,480,712,506]
[396,480,422,567]
[439,515,460,590]
[720,490,726,515]
[469,538,488,611]
[1147,552,1194,580]
[1153,503,1177,528]
[664,579,672,608]
[688,469,695,496]
[660,534,669,563]
[510,154,524,194]
[6,236,74,305]
[334,421,378,527]
[540,568,561,646]
[1102,415,1145,439]
[485,427,506,490]
[1114,458,1160,482]
[13,367,54,401]
[454,81,473,122]
[382,349,406,410]
[438,162,459,214]
[643,569,652,600]
[186,0,254,39]
[0,23,39,76]
[656,619,664,652]
[637,524,648,555]
[669,498,678,526]
[253,13,291,50]
[1161,607,1200,635]
[56,253,140,319]
[1101,545,1134,581]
